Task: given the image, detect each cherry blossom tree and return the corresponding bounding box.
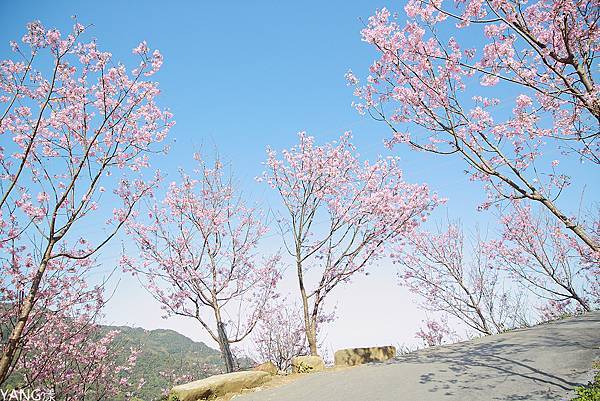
[262,132,439,355]
[415,316,458,347]
[124,155,281,373]
[158,358,213,398]
[251,300,310,372]
[1,245,105,384]
[394,223,529,335]
[16,319,144,401]
[0,19,173,383]
[487,204,598,314]
[2,241,144,400]
[348,0,599,253]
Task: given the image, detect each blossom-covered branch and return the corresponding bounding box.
[124,155,280,372]
[349,0,599,251]
[394,223,529,335]
[262,132,440,355]
[0,19,173,383]
[488,204,598,314]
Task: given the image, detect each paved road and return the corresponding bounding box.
[236,312,600,401]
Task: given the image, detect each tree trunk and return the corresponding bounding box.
[538,196,600,253]
[306,319,318,356]
[568,288,591,313]
[0,249,52,384]
[300,295,318,355]
[217,321,235,373]
[297,258,319,356]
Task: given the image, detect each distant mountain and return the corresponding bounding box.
[2,317,253,400]
[99,325,225,401]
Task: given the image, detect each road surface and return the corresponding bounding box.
[236,312,600,401]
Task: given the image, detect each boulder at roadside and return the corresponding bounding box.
[169,371,270,401]
[334,346,396,367]
[291,355,325,373]
[253,361,278,375]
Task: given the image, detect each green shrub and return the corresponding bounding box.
[296,361,314,373]
[572,362,600,401]
[167,394,181,401]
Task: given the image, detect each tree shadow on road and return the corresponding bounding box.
[384,314,600,400]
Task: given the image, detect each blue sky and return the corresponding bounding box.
[2,1,598,353]
[0,0,497,218]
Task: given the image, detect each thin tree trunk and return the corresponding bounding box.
[0,244,53,384]
[306,320,318,356]
[216,320,235,373]
[296,258,318,356]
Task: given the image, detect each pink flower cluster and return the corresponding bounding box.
[0,18,172,386]
[124,155,281,369]
[261,132,440,351]
[415,317,457,347]
[350,0,599,218]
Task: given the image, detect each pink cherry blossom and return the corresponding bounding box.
[0,19,172,383]
[415,317,458,347]
[125,155,281,373]
[350,0,599,253]
[251,301,314,371]
[262,132,440,354]
[395,222,530,335]
[487,203,598,314]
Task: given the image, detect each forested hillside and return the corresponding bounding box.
[100,325,224,400]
